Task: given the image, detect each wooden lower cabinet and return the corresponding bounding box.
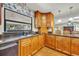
[45,35,56,49]
[18,38,31,56]
[56,36,63,51]
[62,37,71,55]
[71,38,79,56]
[31,36,39,55]
[56,36,71,55]
[18,34,44,56]
[39,34,45,49]
[18,34,79,56]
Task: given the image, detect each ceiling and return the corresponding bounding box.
[26,3,79,24]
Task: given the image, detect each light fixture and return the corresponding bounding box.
[0,40,3,43]
[68,6,74,21]
[74,16,79,19]
[57,10,62,23]
[58,19,62,23]
[69,17,73,21]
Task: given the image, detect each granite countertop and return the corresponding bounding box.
[0,34,39,44]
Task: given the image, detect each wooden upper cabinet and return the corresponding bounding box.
[46,13,54,28]
[35,11,41,27]
[71,38,79,56]
[35,11,54,28]
[41,14,47,27]
[46,13,51,27]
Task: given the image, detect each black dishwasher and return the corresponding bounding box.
[0,41,18,56]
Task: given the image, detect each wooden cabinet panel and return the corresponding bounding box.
[51,35,56,49]
[39,34,45,48]
[18,34,44,56]
[18,38,31,56]
[46,13,52,27]
[62,37,71,54]
[46,13,54,31]
[41,14,47,27]
[56,36,71,55]
[71,38,79,55]
[45,35,52,46]
[56,36,63,51]
[45,35,56,49]
[35,11,41,27]
[31,36,39,55]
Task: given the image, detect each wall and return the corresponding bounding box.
[0,5,4,34]
[0,5,36,34]
[31,12,38,32]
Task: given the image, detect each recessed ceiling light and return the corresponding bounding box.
[58,19,62,23]
[0,40,3,43]
[69,18,73,21]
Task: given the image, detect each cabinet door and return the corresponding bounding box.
[31,36,39,55]
[35,11,41,27]
[71,38,79,56]
[41,14,47,27]
[45,35,55,49]
[46,13,51,27]
[62,37,71,55]
[45,35,52,47]
[46,13,54,28]
[56,36,63,51]
[51,35,56,49]
[18,38,31,56]
[39,34,44,48]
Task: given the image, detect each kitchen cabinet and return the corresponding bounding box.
[18,38,31,56]
[18,34,45,56]
[56,36,71,55]
[31,36,39,55]
[38,34,45,49]
[71,38,79,56]
[46,13,54,32]
[46,13,53,27]
[56,36,63,51]
[35,11,42,27]
[39,27,48,34]
[41,14,47,27]
[45,35,56,49]
[62,37,71,55]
